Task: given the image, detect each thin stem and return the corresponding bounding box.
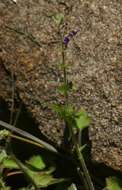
[10,70,15,125]
[78,129,82,146]
[13,102,22,127]
[60,30,94,190]
[62,44,67,85]
[6,171,23,177]
[9,133,44,149]
[11,154,39,190]
[0,120,58,154]
[77,167,89,190]
[70,122,94,190]
[60,33,68,105]
[5,70,15,152]
[76,144,95,190]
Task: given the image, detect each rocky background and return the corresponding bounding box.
[0,0,122,171]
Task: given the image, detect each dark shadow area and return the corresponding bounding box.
[0,99,122,190]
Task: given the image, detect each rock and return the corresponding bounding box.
[0,62,13,102]
[0,0,122,171]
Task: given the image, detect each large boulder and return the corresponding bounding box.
[0,0,121,171]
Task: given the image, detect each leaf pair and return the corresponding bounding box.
[58,82,73,95]
[52,13,64,26]
[0,152,65,188]
[52,104,90,131]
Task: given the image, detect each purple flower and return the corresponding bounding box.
[69,30,78,37]
[63,29,80,46]
[64,36,70,45]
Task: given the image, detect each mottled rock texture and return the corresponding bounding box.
[0,0,122,171]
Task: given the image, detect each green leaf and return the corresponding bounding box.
[26,155,46,170]
[57,82,73,95]
[75,109,90,130]
[51,104,64,116]
[58,63,70,69]
[2,157,19,169]
[18,157,64,188]
[68,183,77,190]
[26,168,65,187]
[0,129,10,139]
[43,166,55,174]
[79,144,87,152]
[52,13,64,25]
[0,150,8,163]
[51,104,75,121]
[64,105,75,120]
[106,177,122,190]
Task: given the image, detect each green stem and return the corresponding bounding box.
[11,154,39,190]
[76,144,95,190]
[59,28,94,190]
[13,102,22,127]
[60,34,68,105]
[0,120,58,154]
[10,69,15,125]
[9,133,44,149]
[77,167,89,190]
[69,123,91,190]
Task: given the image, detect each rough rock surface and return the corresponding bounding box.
[0,0,122,171]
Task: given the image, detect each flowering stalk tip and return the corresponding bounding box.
[63,29,80,46]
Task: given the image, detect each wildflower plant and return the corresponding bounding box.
[52,14,95,190]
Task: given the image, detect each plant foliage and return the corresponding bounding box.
[106,176,122,190]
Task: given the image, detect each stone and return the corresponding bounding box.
[0,0,122,171]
